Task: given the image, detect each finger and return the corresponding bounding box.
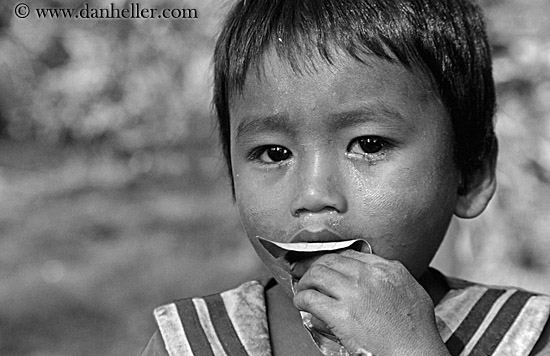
[290,253,324,279]
[306,251,367,278]
[326,250,397,277]
[337,249,379,263]
[294,262,349,298]
[310,315,331,334]
[292,250,363,278]
[293,288,337,317]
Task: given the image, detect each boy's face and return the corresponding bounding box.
[229,51,460,280]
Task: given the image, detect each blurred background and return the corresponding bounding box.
[0,0,548,355]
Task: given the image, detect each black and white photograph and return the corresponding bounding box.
[0,1,549,355]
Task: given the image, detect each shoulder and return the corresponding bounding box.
[140,331,170,356]
[530,318,550,356]
[151,279,272,356]
[435,272,550,356]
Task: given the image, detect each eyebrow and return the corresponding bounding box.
[234,102,413,143]
[327,103,412,131]
[235,113,295,143]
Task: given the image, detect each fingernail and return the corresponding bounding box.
[290,261,297,271]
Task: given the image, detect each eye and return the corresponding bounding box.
[346,136,392,163]
[250,145,292,164]
[347,136,385,154]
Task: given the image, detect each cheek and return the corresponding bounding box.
[233,170,287,238]
[399,157,458,223]
[390,132,459,222]
[347,147,459,253]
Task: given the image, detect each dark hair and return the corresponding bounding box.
[213,0,497,191]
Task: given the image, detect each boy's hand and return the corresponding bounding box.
[292,250,451,356]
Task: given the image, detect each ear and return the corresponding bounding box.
[454,147,498,219]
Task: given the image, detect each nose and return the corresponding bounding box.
[290,153,347,216]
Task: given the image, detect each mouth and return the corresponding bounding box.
[290,229,346,243]
[258,229,372,263]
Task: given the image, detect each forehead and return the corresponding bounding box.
[228,50,444,131]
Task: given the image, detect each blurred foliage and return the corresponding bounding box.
[0,0,221,150]
[0,0,548,355]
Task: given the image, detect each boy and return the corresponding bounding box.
[142,0,550,355]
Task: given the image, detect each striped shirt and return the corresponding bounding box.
[143,276,550,356]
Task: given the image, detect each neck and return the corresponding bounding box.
[419,267,450,306]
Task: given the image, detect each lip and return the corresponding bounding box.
[290,228,345,243]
